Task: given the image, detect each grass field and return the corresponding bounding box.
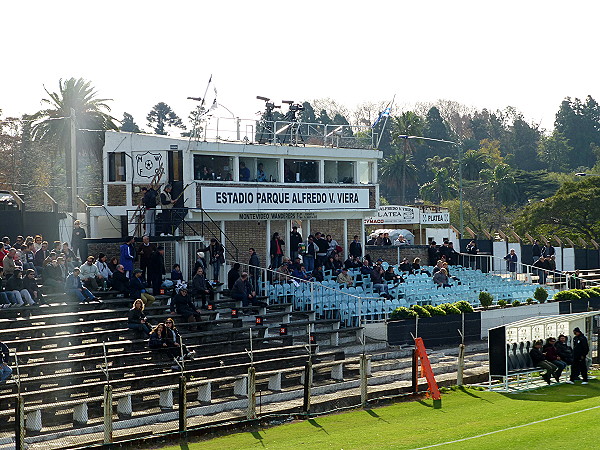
[163,377,600,449]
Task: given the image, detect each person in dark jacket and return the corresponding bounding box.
[192,266,213,309]
[165,318,195,361]
[349,235,362,258]
[290,226,303,261]
[529,339,556,384]
[148,323,178,359]
[129,269,155,306]
[270,232,285,270]
[230,272,260,307]
[147,246,166,295]
[207,238,225,284]
[65,268,98,303]
[228,263,241,290]
[127,299,151,334]
[170,288,201,326]
[311,265,324,283]
[22,269,41,304]
[171,264,184,282]
[503,249,518,277]
[543,337,566,382]
[71,220,86,260]
[137,235,156,281]
[555,334,574,366]
[111,264,130,295]
[248,248,260,292]
[570,327,589,384]
[428,241,440,266]
[532,240,542,260]
[304,235,317,272]
[0,341,11,383]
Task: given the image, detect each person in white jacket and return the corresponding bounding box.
[79,256,102,290]
[95,253,113,290]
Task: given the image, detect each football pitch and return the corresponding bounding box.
[163,378,600,449]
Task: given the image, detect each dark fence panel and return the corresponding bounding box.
[387,312,481,347]
[0,211,62,243]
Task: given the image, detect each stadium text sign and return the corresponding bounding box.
[363,206,419,225]
[201,186,370,212]
[420,212,450,224]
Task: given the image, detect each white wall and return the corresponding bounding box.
[563,247,576,271]
[480,302,560,339]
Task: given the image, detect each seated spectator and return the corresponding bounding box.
[22,243,36,273]
[433,268,452,288]
[3,248,21,279]
[6,269,35,306]
[96,253,112,289]
[23,269,42,305]
[0,341,11,383]
[398,258,413,274]
[311,265,324,283]
[111,264,130,296]
[129,269,155,306]
[65,268,99,303]
[344,255,359,270]
[412,257,431,276]
[366,234,377,245]
[165,318,195,361]
[80,256,103,290]
[0,270,18,307]
[360,259,373,277]
[192,266,213,309]
[529,339,557,384]
[393,234,409,246]
[228,262,241,290]
[51,241,62,254]
[336,268,354,287]
[275,264,291,283]
[382,233,392,246]
[148,323,179,360]
[170,287,201,326]
[290,256,303,272]
[33,241,50,275]
[171,264,184,282]
[107,256,119,273]
[555,334,574,367]
[371,265,391,298]
[292,264,311,282]
[384,266,404,284]
[231,272,264,307]
[543,337,567,382]
[127,299,152,334]
[442,262,460,283]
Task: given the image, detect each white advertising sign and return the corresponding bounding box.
[201,186,370,212]
[133,151,167,183]
[420,212,450,224]
[363,205,419,225]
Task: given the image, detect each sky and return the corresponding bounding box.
[2,1,599,132]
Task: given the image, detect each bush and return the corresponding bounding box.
[534,286,548,303]
[389,307,417,320]
[497,299,507,308]
[512,300,521,307]
[410,305,432,318]
[439,303,462,315]
[572,289,589,299]
[553,290,581,301]
[423,304,446,316]
[454,300,474,313]
[479,291,493,309]
[584,288,600,298]
[526,297,535,305]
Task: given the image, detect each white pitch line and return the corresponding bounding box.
[412,404,600,449]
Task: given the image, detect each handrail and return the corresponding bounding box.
[199,208,240,261]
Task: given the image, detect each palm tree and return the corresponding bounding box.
[380,153,417,204]
[419,168,458,204]
[462,149,489,180]
[481,164,519,205]
[390,112,424,203]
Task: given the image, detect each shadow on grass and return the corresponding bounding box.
[307,419,330,435]
[458,386,493,403]
[365,409,390,423]
[251,431,265,447]
[500,378,600,403]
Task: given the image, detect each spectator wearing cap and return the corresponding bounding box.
[147,246,166,295]
[336,267,354,287]
[129,269,155,306]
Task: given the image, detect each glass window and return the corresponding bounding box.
[256,158,279,182]
[283,159,318,183]
[194,155,234,181]
[169,151,183,182]
[108,152,126,182]
[325,160,355,183]
[357,161,373,184]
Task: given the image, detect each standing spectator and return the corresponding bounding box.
[349,235,362,258]
[239,161,251,181]
[270,232,285,269]
[141,186,158,237]
[6,269,34,305]
[127,299,152,334]
[147,246,166,295]
[446,242,458,265]
[428,241,440,266]
[159,184,176,236]
[326,234,340,256]
[503,249,518,278]
[315,232,329,267]
[194,251,207,273]
[71,221,86,260]
[96,253,113,289]
[80,256,102,290]
[65,268,98,303]
[111,264,130,296]
[0,341,11,383]
[531,239,542,261]
[249,248,260,291]
[546,243,556,257]
[532,256,547,284]
[129,269,155,306]
[304,235,316,273]
[137,235,156,280]
[120,236,136,277]
[207,238,225,284]
[466,240,479,269]
[192,266,213,309]
[290,226,303,261]
[228,262,241,290]
[570,327,589,384]
[529,339,556,384]
[381,233,392,246]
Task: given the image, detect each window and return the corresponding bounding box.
[283,159,318,183]
[325,160,355,183]
[194,155,234,181]
[169,151,183,182]
[256,158,279,182]
[357,161,373,184]
[108,152,126,182]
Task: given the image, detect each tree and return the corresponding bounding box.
[461,149,489,180]
[507,115,541,171]
[391,112,424,204]
[380,153,417,204]
[538,131,572,172]
[146,102,186,135]
[419,168,458,204]
[481,164,519,205]
[120,112,141,133]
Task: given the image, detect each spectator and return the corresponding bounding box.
[371,265,391,298]
[381,233,392,246]
[231,272,262,307]
[0,269,18,307]
[325,255,342,276]
[23,269,41,304]
[194,251,207,273]
[111,264,130,296]
[344,254,359,270]
[385,266,404,284]
[336,267,354,287]
[529,339,556,384]
[555,334,574,377]
[314,232,329,267]
[399,258,413,274]
[543,337,566,382]
[360,259,373,277]
[159,184,176,236]
[171,264,184,283]
[466,240,478,255]
[207,238,225,284]
[442,262,460,283]
[6,269,34,306]
[96,253,112,289]
[80,256,102,290]
[192,266,213,309]
[503,249,518,277]
[71,220,86,259]
[239,161,251,181]
[228,262,241,290]
[393,234,408,246]
[107,256,119,273]
[304,235,317,272]
[446,242,458,265]
[127,299,152,334]
[137,235,156,280]
[275,263,291,283]
[33,241,50,275]
[44,258,66,292]
[170,287,201,327]
[3,248,21,279]
[22,242,36,273]
[147,246,166,295]
[165,318,195,361]
[326,234,340,256]
[65,268,98,303]
[570,327,589,384]
[546,243,556,257]
[292,264,311,282]
[0,341,11,383]
[141,186,158,236]
[432,260,444,275]
[120,236,136,277]
[51,240,62,254]
[349,235,362,258]
[129,269,155,306]
[33,235,43,252]
[148,323,179,360]
[249,248,260,291]
[366,234,377,245]
[433,268,452,288]
[532,239,542,261]
[412,258,431,276]
[290,226,303,260]
[311,264,324,283]
[270,232,285,269]
[256,163,267,182]
[532,256,547,284]
[428,241,440,266]
[61,242,79,269]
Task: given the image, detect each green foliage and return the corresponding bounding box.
[439,303,462,315]
[423,304,447,316]
[389,307,417,320]
[584,288,600,298]
[120,112,141,133]
[553,290,582,301]
[479,291,494,309]
[497,299,508,308]
[572,289,590,299]
[512,300,521,307]
[410,305,431,318]
[534,287,548,303]
[454,300,474,313]
[419,168,458,204]
[555,96,600,169]
[526,298,535,305]
[146,102,186,135]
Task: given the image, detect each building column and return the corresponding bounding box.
[220,220,227,281]
[361,218,366,246]
[343,218,348,259]
[233,156,240,181]
[305,220,311,239]
[318,161,325,184]
[266,220,271,268]
[285,220,292,259]
[278,158,285,183]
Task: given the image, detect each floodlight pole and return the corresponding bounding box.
[70,108,78,221]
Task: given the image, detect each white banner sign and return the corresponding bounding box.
[201,186,370,212]
[363,205,419,225]
[133,151,167,183]
[420,212,450,224]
